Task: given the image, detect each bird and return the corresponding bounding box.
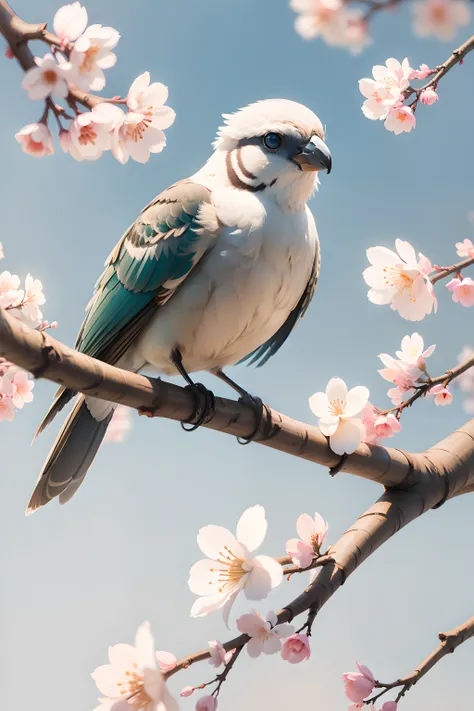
[27,98,332,513]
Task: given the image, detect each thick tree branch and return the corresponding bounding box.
[368,616,474,704]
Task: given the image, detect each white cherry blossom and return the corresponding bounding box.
[53,3,88,43]
[15,123,54,158]
[188,505,283,626]
[309,377,369,455]
[236,610,294,658]
[21,53,71,100]
[412,0,471,40]
[70,24,120,91]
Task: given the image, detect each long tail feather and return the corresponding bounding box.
[27,396,113,514]
[33,386,76,440]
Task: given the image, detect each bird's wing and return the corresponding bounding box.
[239,248,320,368]
[35,180,215,436]
[76,180,215,365]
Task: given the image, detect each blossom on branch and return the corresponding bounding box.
[384,103,416,134]
[195,696,217,711]
[91,621,178,711]
[290,0,370,53]
[15,123,54,158]
[408,63,432,80]
[53,2,88,43]
[70,24,120,91]
[309,377,369,455]
[281,633,311,663]
[63,105,115,161]
[359,58,412,122]
[419,87,439,105]
[363,406,400,444]
[395,332,435,371]
[412,0,471,41]
[343,661,376,702]
[429,384,453,405]
[446,277,474,306]
[236,610,294,657]
[208,640,233,668]
[21,53,72,100]
[188,505,283,626]
[285,511,328,568]
[363,239,437,321]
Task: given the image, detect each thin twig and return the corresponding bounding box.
[430,256,474,284]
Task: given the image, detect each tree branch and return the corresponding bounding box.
[367,616,474,704]
[430,255,474,284]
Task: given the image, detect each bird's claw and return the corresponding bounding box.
[237,393,280,445]
[181,383,216,431]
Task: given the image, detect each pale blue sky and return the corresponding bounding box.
[1,1,474,709]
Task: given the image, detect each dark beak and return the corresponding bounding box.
[293,135,332,174]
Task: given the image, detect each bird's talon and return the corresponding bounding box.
[237,393,280,444]
[181,383,215,431]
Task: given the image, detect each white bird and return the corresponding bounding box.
[28,98,332,512]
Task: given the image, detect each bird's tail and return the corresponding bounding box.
[27,396,114,514]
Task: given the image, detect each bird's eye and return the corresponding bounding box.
[263,132,282,151]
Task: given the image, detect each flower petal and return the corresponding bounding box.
[395,239,416,265]
[245,555,283,599]
[197,525,245,561]
[135,621,156,670]
[329,418,364,456]
[236,505,267,553]
[308,391,330,418]
[344,386,370,417]
[326,377,348,403]
[296,513,316,542]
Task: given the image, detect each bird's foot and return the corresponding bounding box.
[237,392,280,445]
[181,383,216,431]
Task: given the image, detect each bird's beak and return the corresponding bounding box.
[293,135,332,174]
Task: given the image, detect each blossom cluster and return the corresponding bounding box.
[0,247,52,422]
[14,3,175,163]
[93,506,320,710]
[291,0,471,53]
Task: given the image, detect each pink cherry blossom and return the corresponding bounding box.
[309,377,369,455]
[420,87,439,105]
[430,384,453,406]
[92,621,178,711]
[363,405,400,444]
[195,696,217,711]
[15,123,54,158]
[208,640,233,668]
[0,396,15,422]
[21,53,72,100]
[66,105,115,161]
[364,239,437,320]
[6,370,34,409]
[70,24,120,91]
[359,58,412,121]
[412,0,471,40]
[381,702,398,711]
[408,63,432,80]
[455,239,474,258]
[53,3,88,43]
[236,610,294,657]
[446,277,474,306]
[0,271,22,308]
[180,686,195,698]
[286,512,328,568]
[281,634,311,663]
[343,662,376,702]
[384,103,416,135]
[378,353,419,386]
[188,505,283,626]
[395,332,436,371]
[104,406,132,443]
[155,650,177,672]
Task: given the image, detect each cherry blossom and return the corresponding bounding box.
[92,621,178,711]
[0,271,22,308]
[309,377,369,455]
[456,239,474,258]
[155,650,177,672]
[21,53,71,100]
[359,58,412,121]
[15,123,54,158]
[412,0,471,41]
[446,277,474,307]
[188,505,283,626]
[420,87,439,105]
[236,610,294,658]
[363,405,401,444]
[290,0,369,52]
[430,384,453,406]
[65,105,115,161]
[3,369,34,409]
[208,640,233,668]
[381,702,398,711]
[396,332,436,371]
[195,696,217,711]
[408,63,432,80]
[70,24,120,91]
[9,274,45,329]
[53,2,88,44]
[343,662,376,702]
[0,396,15,422]
[281,633,311,663]
[285,512,328,568]
[364,239,437,320]
[384,103,416,135]
[180,686,195,698]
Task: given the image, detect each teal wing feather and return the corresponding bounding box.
[239,251,320,367]
[76,180,214,364]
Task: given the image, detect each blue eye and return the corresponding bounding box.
[263,132,282,151]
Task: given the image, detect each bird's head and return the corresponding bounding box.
[210,99,332,209]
